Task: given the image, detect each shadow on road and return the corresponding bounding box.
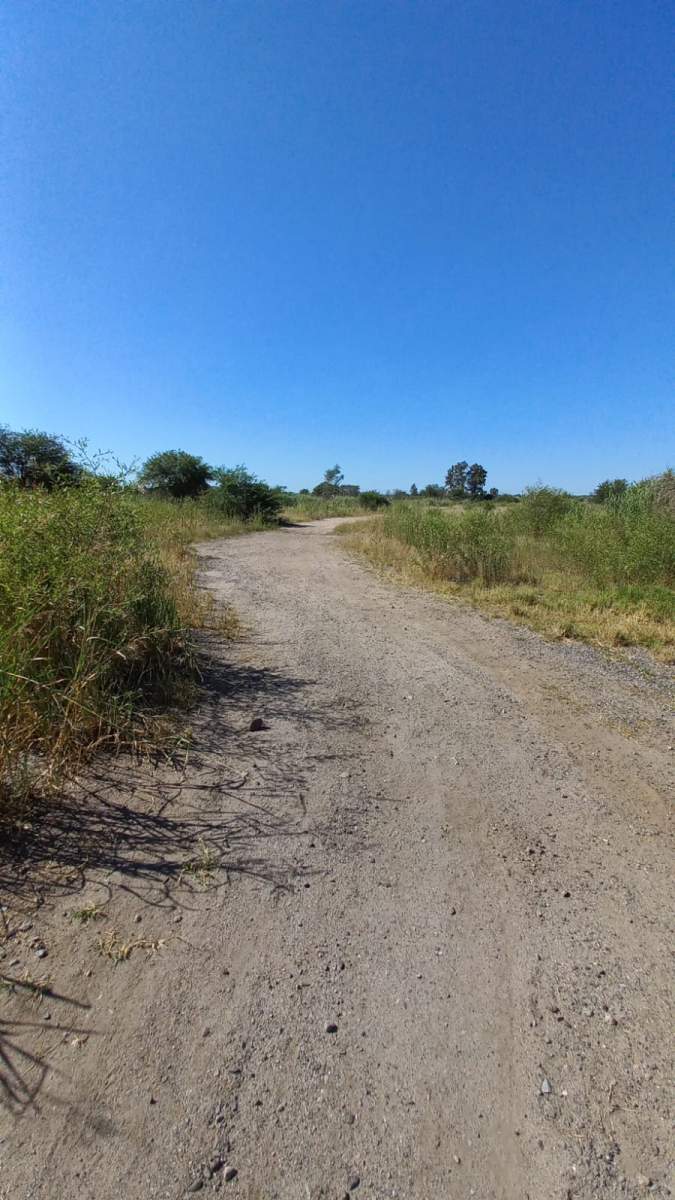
[0,653,364,913]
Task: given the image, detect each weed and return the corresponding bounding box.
[0,973,52,1000]
[70,903,106,925]
[181,838,220,888]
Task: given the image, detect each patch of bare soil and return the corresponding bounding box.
[1,519,672,1199]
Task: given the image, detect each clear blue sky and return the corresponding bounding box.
[1,1,672,493]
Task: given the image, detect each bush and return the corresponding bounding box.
[0,427,80,489]
[515,486,573,537]
[207,466,282,521]
[0,480,189,797]
[138,449,212,498]
[360,491,389,511]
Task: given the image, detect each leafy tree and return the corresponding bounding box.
[138,449,212,498]
[299,488,309,495]
[466,463,488,500]
[391,489,408,499]
[312,464,346,497]
[209,465,282,521]
[593,478,628,504]
[421,483,445,498]
[0,426,80,488]
[360,490,389,510]
[445,461,469,498]
[488,487,500,500]
[410,483,418,497]
[339,483,361,496]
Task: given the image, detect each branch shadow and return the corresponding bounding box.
[0,975,92,1115]
[0,656,365,913]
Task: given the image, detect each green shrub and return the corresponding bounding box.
[207,465,282,521]
[360,491,389,511]
[514,486,573,537]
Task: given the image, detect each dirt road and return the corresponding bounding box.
[2,519,673,1200]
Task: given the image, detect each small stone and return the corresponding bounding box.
[325,1022,338,1034]
[249,717,266,732]
[35,948,47,959]
[202,1027,211,1038]
[134,913,142,923]
[348,1175,360,1190]
[224,1167,237,1182]
[208,1157,224,1175]
[453,1154,461,1164]
[174,913,182,923]
[188,1179,204,1193]
[541,1077,552,1095]
[636,1175,652,1190]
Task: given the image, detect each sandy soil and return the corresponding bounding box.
[1,518,672,1200]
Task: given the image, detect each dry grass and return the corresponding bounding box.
[338,515,675,662]
[139,498,248,636]
[97,928,165,963]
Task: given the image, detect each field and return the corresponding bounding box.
[0,484,260,802]
[281,494,373,521]
[337,481,675,660]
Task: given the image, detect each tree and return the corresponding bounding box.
[0,426,80,488]
[410,483,418,497]
[421,483,445,498]
[488,486,500,500]
[209,465,282,521]
[466,463,488,500]
[593,478,628,504]
[324,464,344,488]
[444,461,468,498]
[138,450,212,498]
[339,483,361,496]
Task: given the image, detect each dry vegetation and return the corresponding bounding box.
[0,484,252,804]
[337,478,675,661]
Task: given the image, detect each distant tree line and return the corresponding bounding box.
[2,427,668,517]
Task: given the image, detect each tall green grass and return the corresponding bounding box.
[345,482,675,658]
[0,486,264,801]
[282,495,367,521]
[0,482,187,795]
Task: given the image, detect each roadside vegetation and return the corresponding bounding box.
[0,431,281,806]
[339,475,675,661]
[1,426,672,810]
